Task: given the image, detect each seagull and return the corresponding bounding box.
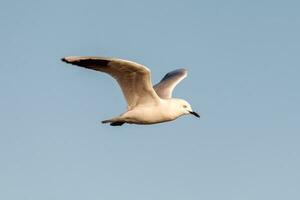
[62,56,200,126]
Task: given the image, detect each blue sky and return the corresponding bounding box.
[1,0,299,199]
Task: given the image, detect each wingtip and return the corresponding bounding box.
[61,57,72,63]
[174,68,188,74]
[180,68,188,74]
[61,56,77,63]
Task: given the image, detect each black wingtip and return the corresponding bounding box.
[61,57,68,63]
[61,57,110,67]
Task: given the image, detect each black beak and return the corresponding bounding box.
[189,111,200,118]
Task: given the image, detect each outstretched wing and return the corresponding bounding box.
[153,69,187,99]
[62,56,161,110]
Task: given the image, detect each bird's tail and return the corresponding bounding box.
[102,117,125,126]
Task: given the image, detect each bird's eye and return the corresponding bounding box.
[183,105,187,108]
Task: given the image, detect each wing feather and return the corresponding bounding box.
[154,69,187,99]
[62,56,161,109]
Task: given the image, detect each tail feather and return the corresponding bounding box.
[102,119,113,124]
[110,121,125,126]
[102,117,125,126]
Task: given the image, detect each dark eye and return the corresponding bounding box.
[183,105,187,108]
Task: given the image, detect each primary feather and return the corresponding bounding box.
[62,56,160,110]
[154,69,187,98]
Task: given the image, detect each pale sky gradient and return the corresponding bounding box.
[0,0,299,199]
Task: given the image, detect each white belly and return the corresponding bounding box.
[121,104,178,124]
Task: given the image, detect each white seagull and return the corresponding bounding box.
[62,56,200,126]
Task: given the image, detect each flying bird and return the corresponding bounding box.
[62,56,200,126]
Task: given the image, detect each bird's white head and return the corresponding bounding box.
[173,99,200,118]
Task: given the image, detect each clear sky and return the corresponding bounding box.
[1,0,299,199]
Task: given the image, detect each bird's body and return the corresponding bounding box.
[62,56,200,126]
[104,98,188,125]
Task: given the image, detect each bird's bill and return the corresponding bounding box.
[189,111,200,118]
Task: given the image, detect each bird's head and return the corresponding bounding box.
[175,99,200,118]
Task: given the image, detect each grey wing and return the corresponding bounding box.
[153,69,187,99]
[62,56,161,110]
